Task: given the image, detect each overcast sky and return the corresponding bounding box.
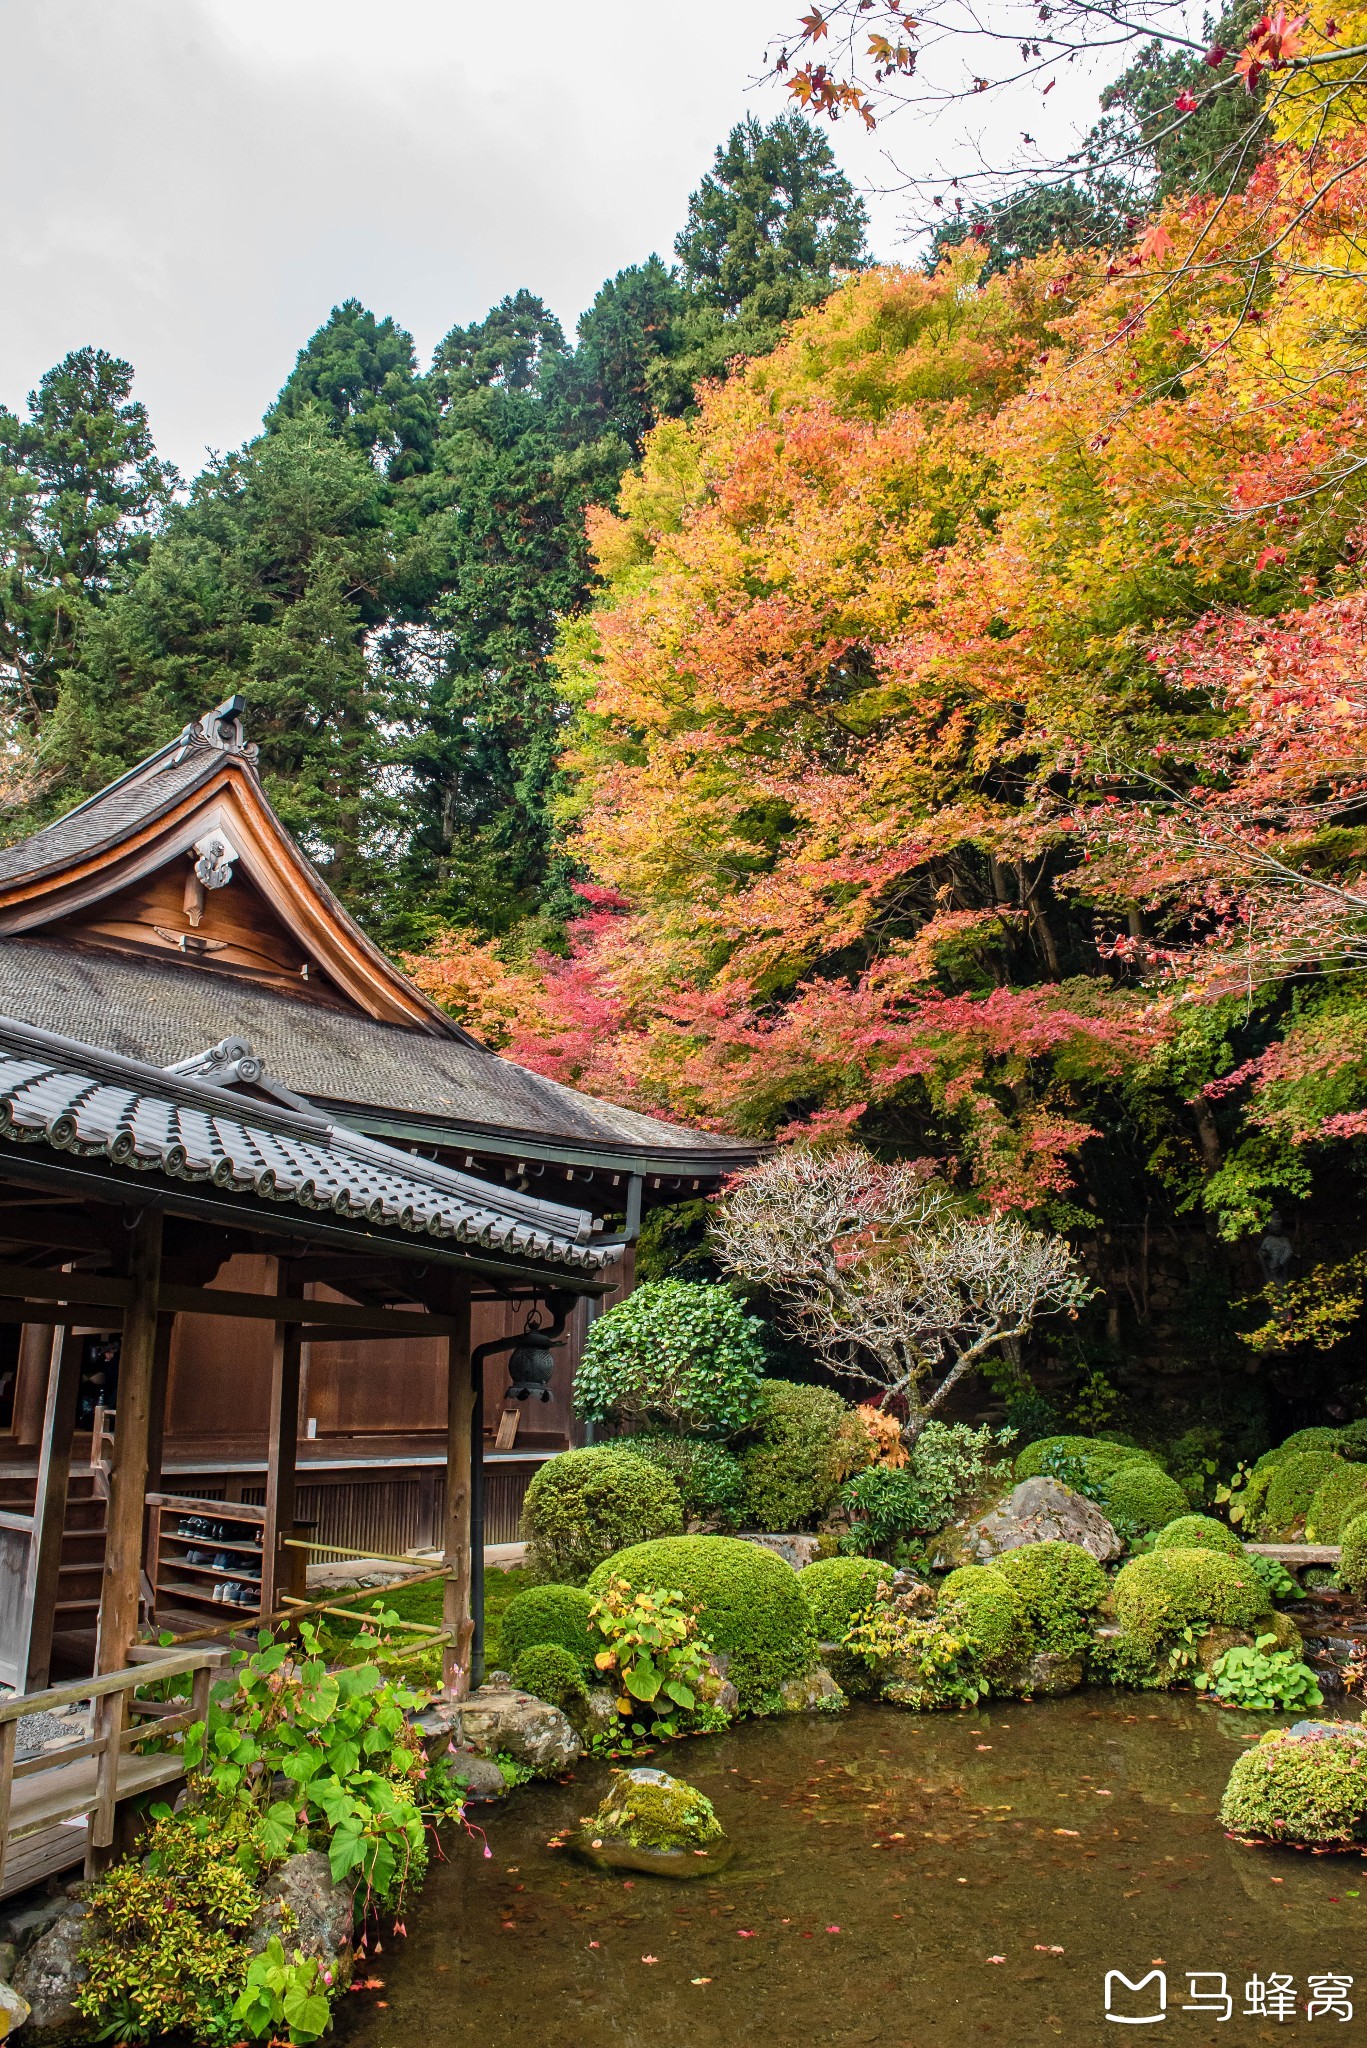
[0,1,885,475]
[0,1,1109,479]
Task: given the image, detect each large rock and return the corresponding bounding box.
[443,1748,509,1802]
[248,1851,354,1988]
[934,1478,1122,1568]
[739,1533,822,1570]
[1015,1650,1085,1696]
[776,1664,846,1714]
[11,1902,89,2040]
[419,1685,582,1775]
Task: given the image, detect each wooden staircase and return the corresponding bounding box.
[0,1468,108,1683]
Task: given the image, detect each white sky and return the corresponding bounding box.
[0,0,1110,478]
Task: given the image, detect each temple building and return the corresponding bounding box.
[0,697,755,1683]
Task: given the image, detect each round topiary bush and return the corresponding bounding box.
[1113,1547,1272,1651]
[1013,1435,1096,1482]
[1306,1464,1367,1543]
[1221,1727,1367,1846]
[1259,1450,1343,1539]
[1099,1461,1190,1534]
[992,1541,1108,1654]
[587,1534,819,1712]
[938,1564,1032,1678]
[612,1435,748,1530]
[1154,1514,1244,1558]
[799,1556,894,1641]
[498,1582,598,1672]
[508,1642,591,1712]
[1340,1511,1367,1598]
[1278,1426,1352,1460]
[574,1281,767,1436]
[521,1448,684,1585]
[741,1381,858,1530]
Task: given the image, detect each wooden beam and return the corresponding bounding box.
[260,1264,302,1618]
[0,1262,463,1335]
[95,1210,163,1681]
[442,1287,474,1695]
[23,1328,84,1691]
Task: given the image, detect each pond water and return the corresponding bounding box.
[336,1694,1363,2048]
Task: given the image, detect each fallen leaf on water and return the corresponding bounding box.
[589,1942,600,1950]
[976,1744,993,1751]
[642,1955,658,1965]
[1152,1958,1165,1966]
[691,1977,713,1985]
[1053,1829,1080,1837]
[827,1925,842,1934]
[988,1955,1006,1965]
[1035,1945,1065,1955]
[738,1929,756,1937]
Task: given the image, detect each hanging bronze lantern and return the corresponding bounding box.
[506,1313,559,1402]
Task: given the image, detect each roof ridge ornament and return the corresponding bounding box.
[172,694,256,764]
[165,1035,316,1114]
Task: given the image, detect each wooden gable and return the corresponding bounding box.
[0,700,466,1037]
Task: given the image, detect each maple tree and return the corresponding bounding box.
[712,1147,1091,1442]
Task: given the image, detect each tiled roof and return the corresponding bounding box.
[0,941,753,1165]
[0,1015,614,1275]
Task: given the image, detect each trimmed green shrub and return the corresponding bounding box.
[1099,1462,1190,1534]
[1340,1511,1367,1598]
[938,1565,1032,1678]
[1113,1547,1272,1652]
[799,1556,894,1641]
[1221,1727,1367,1845]
[1014,1435,1096,1481]
[741,1381,856,1530]
[614,1434,748,1529]
[508,1642,591,1712]
[1259,1450,1343,1538]
[841,1466,927,1548]
[521,1448,684,1584]
[1154,1515,1244,1558]
[992,1542,1107,1655]
[587,1534,819,1711]
[1278,1427,1352,1460]
[1306,1464,1367,1542]
[574,1281,767,1436]
[498,1583,598,1672]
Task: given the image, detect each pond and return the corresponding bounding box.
[336,1694,1363,2047]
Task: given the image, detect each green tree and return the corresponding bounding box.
[268,299,435,479]
[44,406,398,913]
[0,347,176,725]
[675,110,870,320]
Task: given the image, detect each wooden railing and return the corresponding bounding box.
[0,1646,227,1895]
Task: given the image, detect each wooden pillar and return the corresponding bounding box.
[143,1315,176,1504]
[442,1287,474,1695]
[96,1208,163,1676]
[261,1263,302,1618]
[23,1326,83,1692]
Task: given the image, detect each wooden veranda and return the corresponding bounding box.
[0,1012,613,1891]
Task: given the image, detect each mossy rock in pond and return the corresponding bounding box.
[1221,1722,1367,1846]
[1154,1515,1243,1558]
[574,1767,734,1878]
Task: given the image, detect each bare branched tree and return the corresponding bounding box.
[712,1146,1092,1442]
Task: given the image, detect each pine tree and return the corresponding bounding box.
[268,299,435,479]
[0,348,176,727]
